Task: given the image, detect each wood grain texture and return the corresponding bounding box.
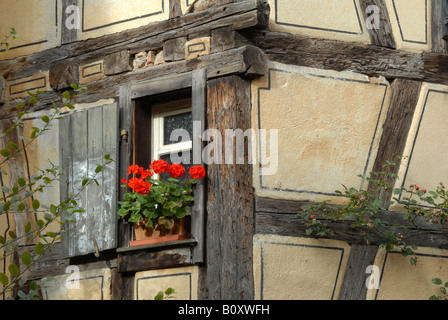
[359,0,396,49]
[367,79,422,207]
[60,103,119,258]
[339,245,379,300]
[431,0,448,54]
[255,197,448,249]
[198,75,254,300]
[0,46,266,116]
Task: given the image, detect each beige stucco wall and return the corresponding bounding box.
[134,266,199,300]
[80,0,169,41]
[0,0,170,61]
[391,82,448,209]
[367,246,448,300]
[385,0,431,53]
[42,267,112,300]
[251,62,391,204]
[0,0,62,61]
[268,0,370,44]
[253,234,351,300]
[268,0,432,52]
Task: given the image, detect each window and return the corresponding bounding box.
[151,98,194,182]
[118,70,206,265]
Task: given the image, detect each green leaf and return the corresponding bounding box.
[7,141,18,150]
[29,281,37,291]
[32,199,40,210]
[0,149,10,157]
[17,202,26,211]
[432,278,443,286]
[95,165,103,173]
[46,232,57,238]
[154,291,164,300]
[21,251,31,266]
[35,242,45,255]
[18,177,26,187]
[8,263,20,277]
[50,204,57,215]
[0,273,9,286]
[36,220,44,229]
[63,91,71,101]
[82,178,89,186]
[25,221,31,233]
[165,287,175,295]
[0,236,5,244]
[41,115,50,123]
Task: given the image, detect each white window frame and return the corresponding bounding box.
[151,98,192,165]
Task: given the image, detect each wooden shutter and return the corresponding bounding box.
[59,103,119,257]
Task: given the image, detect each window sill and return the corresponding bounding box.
[116,238,197,253]
[116,239,198,274]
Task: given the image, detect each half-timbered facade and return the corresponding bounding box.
[1,0,448,300]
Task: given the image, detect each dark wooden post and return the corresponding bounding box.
[199,75,255,300]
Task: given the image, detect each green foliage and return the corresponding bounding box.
[118,177,195,230]
[0,27,17,52]
[0,31,112,300]
[154,287,176,300]
[429,278,448,300]
[297,155,447,267]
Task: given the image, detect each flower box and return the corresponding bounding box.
[130,217,191,247]
[118,160,205,248]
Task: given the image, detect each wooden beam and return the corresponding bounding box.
[431,0,448,54]
[117,247,193,274]
[191,69,207,264]
[61,0,80,45]
[255,197,448,249]
[0,0,266,81]
[359,0,396,49]
[339,245,379,300]
[199,75,254,300]
[367,79,422,207]
[0,46,266,117]
[249,30,424,80]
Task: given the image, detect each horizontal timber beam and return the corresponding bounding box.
[0,45,266,117]
[247,30,448,86]
[255,197,448,250]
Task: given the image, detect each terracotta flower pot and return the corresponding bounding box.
[130,216,191,247]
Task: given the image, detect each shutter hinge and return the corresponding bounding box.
[121,129,128,142]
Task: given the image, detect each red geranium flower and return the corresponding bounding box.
[189,166,206,179]
[168,163,185,178]
[128,177,152,195]
[127,164,140,175]
[121,179,128,183]
[151,159,170,174]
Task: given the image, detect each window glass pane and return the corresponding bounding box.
[163,112,192,145]
[159,150,194,182]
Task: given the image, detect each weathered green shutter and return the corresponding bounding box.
[59,103,119,257]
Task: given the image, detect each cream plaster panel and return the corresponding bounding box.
[81,0,169,40]
[385,0,431,53]
[134,266,199,300]
[268,0,370,44]
[391,83,448,210]
[21,110,61,236]
[367,246,448,300]
[181,0,193,14]
[0,0,61,61]
[251,62,391,204]
[4,72,52,101]
[253,234,351,300]
[43,268,112,300]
